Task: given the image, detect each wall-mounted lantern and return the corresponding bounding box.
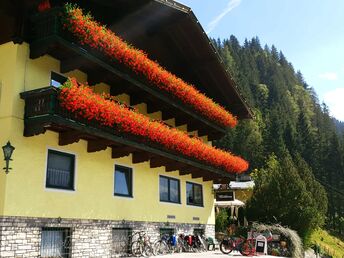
[2,141,15,174]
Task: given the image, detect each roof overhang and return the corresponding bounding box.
[215,199,245,207]
[1,0,253,120]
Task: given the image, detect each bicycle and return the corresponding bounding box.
[220,235,255,256]
[130,231,154,257]
[154,234,183,254]
[194,234,208,252]
[178,234,196,252]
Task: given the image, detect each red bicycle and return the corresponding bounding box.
[220,235,255,256]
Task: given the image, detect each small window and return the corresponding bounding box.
[186,182,203,207]
[112,228,132,256]
[159,176,180,204]
[46,150,75,190]
[160,228,174,237]
[50,72,67,88]
[193,228,205,236]
[40,228,71,258]
[114,165,133,197]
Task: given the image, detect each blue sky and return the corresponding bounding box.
[179,0,344,121]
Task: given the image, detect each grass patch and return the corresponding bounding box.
[310,229,344,258]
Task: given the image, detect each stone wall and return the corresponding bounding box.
[0,216,215,257]
[0,217,41,257]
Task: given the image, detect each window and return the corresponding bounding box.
[160,228,174,237]
[159,176,180,204]
[112,228,132,256]
[46,150,75,190]
[186,182,203,207]
[193,228,205,236]
[114,165,133,197]
[50,72,67,88]
[40,228,71,258]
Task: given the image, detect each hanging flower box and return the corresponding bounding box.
[30,4,239,128]
[58,78,248,174]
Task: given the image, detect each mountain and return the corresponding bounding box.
[213,36,344,237]
[334,118,344,134]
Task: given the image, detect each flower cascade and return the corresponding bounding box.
[62,4,238,128]
[59,78,249,174]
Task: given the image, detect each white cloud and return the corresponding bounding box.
[206,0,242,34]
[323,88,344,121]
[318,72,338,81]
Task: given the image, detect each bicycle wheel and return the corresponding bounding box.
[219,239,234,254]
[174,241,183,253]
[143,244,154,257]
[154,240,168,255]
[131,241,144,257]
[239,239,255,256]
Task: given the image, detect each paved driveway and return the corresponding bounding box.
[154,250,286,257]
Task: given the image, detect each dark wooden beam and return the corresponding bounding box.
[174,117,188,127]
[161,109,175,121]
[146,102,161,114]
[202,176,214,182]
[190,169,215,180]
[197,127,208,138]
[165,162,187,172]
[179,166,199,176]
[130,94,145,106]
[112,146,135,159]
[207,131,224,141]
[23,121,47,137]
[60,57,84,73]
[150,156,172,168]
[191,172,203,179]
[87,139,109,153]
[59,130,82,146]
[88,72,104,86]
[110,80,137,96]
[213,177,232,184]
[187,122,199,133]
[132,152,151,164]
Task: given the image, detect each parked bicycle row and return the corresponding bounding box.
[128,231,211,257]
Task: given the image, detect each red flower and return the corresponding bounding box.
[62,4,238,128]
[59,78,249,174]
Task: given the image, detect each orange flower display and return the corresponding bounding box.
[59,78,249,174]
[62,4,238,128]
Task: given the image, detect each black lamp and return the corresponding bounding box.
[2,141,15,174]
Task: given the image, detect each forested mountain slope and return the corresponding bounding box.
[213,36,344,240]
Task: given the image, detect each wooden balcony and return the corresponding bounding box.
[20,87,235,183]
[28,7,227,140]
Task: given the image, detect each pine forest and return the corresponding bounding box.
[213,36,344,242]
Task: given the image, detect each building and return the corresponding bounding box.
[0,0,251,256]
[214,178,255,229]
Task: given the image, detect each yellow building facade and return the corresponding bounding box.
[0,0,251,256]
[0,42,215,224]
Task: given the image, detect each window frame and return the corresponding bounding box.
[159,175,181,204]
[114,165,133,198]
[193,228,205,236]
[50,71,67,88]
[159,228,175,237]
[45,149,75,191]
[40,227,72,258]
[112,227,132,255]
[186,182,204,207]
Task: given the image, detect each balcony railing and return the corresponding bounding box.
[20,87,234,183]
[28,7,226,140]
